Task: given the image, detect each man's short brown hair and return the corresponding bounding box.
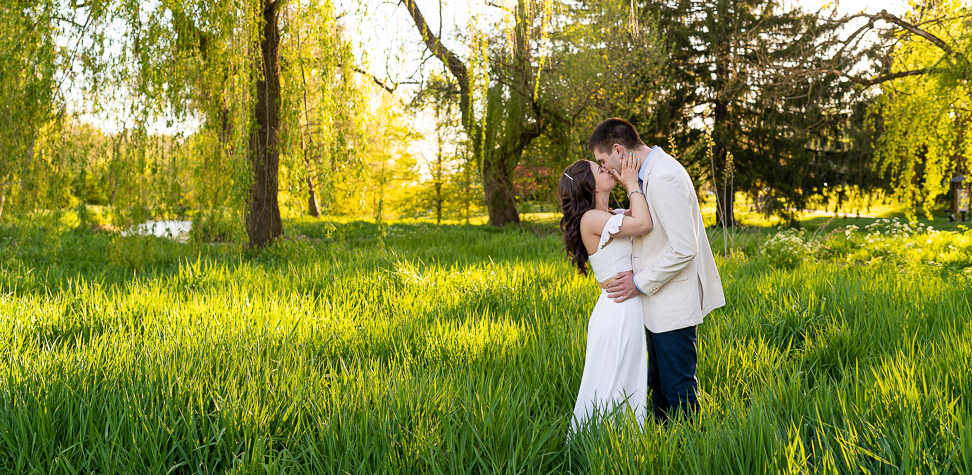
[587,118,645,154]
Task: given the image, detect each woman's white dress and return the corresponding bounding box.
[572,213,649,431]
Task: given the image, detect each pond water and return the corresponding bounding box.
[121,220,193,240]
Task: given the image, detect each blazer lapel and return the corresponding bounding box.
[642,150,664,188]
[635,150,665,250]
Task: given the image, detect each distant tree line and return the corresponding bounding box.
[0,0,968,245]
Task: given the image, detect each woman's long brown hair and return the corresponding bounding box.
[557,160,597,276]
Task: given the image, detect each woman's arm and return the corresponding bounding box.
[610,153,652,236]
[581,154,653,243]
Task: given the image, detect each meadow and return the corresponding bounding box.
[0,213,971,473]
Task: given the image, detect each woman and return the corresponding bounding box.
[558,153,652,432]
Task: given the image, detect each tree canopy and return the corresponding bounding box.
[0,0,965,235]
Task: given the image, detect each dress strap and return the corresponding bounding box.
[597,214,625,250]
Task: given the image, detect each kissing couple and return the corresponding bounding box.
[559,118,726,431]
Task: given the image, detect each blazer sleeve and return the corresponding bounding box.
[634,171,700,295]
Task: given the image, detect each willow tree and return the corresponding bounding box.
[169,0,286,247]
[98,1,252,233]
[778,2,972,219]
[0,1,87,217]
[104,0,352,246]
[398,0,523,226]
[280,0,365,219]
[0,0,176,223]
[160,0,365,242]
[863,4,970,218]
[2,0,363,241]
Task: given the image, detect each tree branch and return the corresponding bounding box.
[485,1,513,14]
[827,10,968,65]
[835,68,932,86]
[399,0,473,133]
[869,10,960,61]
[793,10,966,88]
[825,67,930,86]
[353,67,397,94]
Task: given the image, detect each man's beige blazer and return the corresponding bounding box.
[632,148,725,333]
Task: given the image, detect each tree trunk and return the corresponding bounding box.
[463,151,472,224]
[712,132,737,227]
[435,133,443,224]
[214,106,232,208]
[712,5,736,228]
[299,109,320,218]
[715,180,736,227]
[483,151,520,227]
[246,0,283,248]
[712,96,736,228]
[306,172,320,218]
[297,28,320,219]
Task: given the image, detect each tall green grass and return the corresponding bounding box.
[0,218,970,473]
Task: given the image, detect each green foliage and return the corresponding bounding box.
[408,72,486,223]
[0,218,970,472]
[400,0,666,226]
[191,207,242,243]
[528,0,667,190]
[0,0,262,231]
[279,0,376,219]
[0,0,418,244]
[633,0,880,225]
[870,1,972,219]
[0,1,71,216]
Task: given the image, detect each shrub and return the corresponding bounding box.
[190,208,241,243]
[760,228,812,268]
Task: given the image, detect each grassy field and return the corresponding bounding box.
[0,214,971,473]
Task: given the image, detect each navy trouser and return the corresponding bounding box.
[645,325,698,422]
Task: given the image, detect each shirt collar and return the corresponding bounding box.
[638,145,659,182]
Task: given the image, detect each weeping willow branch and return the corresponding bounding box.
[52,12,93,112]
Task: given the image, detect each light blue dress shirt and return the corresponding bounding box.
[638,145,659,184]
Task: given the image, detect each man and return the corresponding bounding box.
[589,118,725,422]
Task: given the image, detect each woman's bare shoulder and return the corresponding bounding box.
[580,209,613,234]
